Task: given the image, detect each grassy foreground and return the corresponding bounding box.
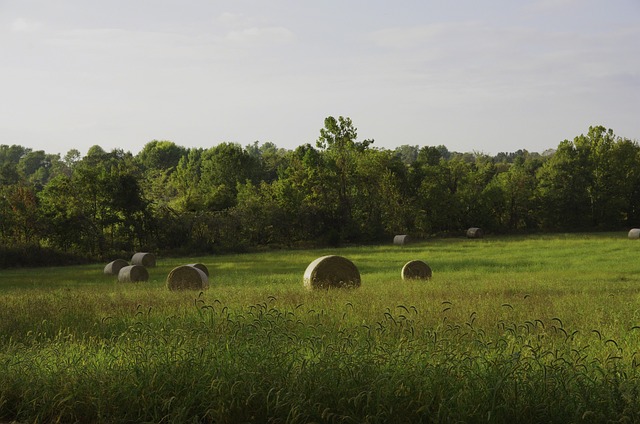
[1,233,640,423]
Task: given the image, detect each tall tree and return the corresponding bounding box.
[245,141,289,183]
[0,183,41,245]
[580,126,638,228]
[39,149,148,254]
[394,145,419,165]
[198,143,260,210]
[536,132,594,230]
[137,140,186,172]
[0,145,29,185]
[315,116,374,241]
[535,126,638,230]
[274,144,335,243]
[169,148,204,212]
[486,155,541,231]
[351,149,411,239]
[17,150,62,188]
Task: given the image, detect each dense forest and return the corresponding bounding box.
[1,117,639,267]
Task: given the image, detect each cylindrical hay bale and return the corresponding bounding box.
[401,260,432,280]
[187,263,209,277]
[393,235,410,246]
[104,259,129,276]
[466,227,484,238]
[628,229,640,239]
[131,252,156,267]
[303,255,361,290]
[167,265,209,291]
[118,265,149,283]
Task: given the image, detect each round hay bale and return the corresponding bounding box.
[131,252,156,267]
[629,229,640,239]
[187,263,209,276]
[303,255,361,290]
[393,235,410,246]
[118,265,149,283]
[466,227,484,238]
[167,265,209,291]
[103,259,129,276]
[401,260,432,280]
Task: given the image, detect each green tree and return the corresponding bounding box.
[17,150,62,188]
[0,183,41,245]
[458,154,499,231]
[64,149,81,168]
[350,149,412,240]
[536,139,592,230]
[269,144,335,243]
[394,145,419,165]
[580,126,638,228]
[232,180,286,246]
[0,145,29,185]
[39,149,148,255]
[485,155,541,231]
[38,175,86,251]
[245,141,289,183]
[413,155,471,235]
[198,143,260,210]
[535,126,636,230]
[169,148,204,212]
[137,140,186,172]
[315,116,374,242]
[615,139,640,225]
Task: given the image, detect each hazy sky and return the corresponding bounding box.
[1,0,639,156]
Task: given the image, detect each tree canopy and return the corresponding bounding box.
[1,120,638,266]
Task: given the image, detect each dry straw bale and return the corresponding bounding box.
[629,229,640,239]
[401,260,432,280]
[466,227,484,239]
[187,263,209,276]
[118,265,149,283]
[393,235,410,246]
[167,265,209,291]
[303,255,361,290]
[131,252,156,267]
[103,259,129,276]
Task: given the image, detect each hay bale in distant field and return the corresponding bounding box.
[187,263,209,276]
[629,229,640,239]
[303,255,360,290]
[167,265,209,291]
[118,265,149,283]
[103,259,129,276]
[401,260,432,280]
[131,252,156,267]
[393,235,410,246]
[466,227,484,238]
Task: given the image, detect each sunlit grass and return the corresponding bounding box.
[1,232,640,422]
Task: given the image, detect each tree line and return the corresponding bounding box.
[1,117,639,266]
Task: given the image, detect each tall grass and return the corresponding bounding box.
[1,233,640,422]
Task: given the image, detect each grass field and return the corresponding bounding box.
[1,233,640,423]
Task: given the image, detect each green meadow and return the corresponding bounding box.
[1,233,640,423]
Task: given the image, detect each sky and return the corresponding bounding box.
[1,0,639,157]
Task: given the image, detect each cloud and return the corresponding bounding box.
[225,26,294,44]
[525,0,580,13]
[2,1,637,156]
[10,18,42,32]
[366,24,448,49]
[363,20,640,105]
[217,12,260,28]
[216,12,294,45]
